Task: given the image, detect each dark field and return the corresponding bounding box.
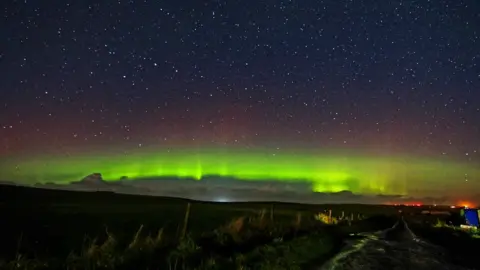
[0,184,476,269]
[407,217,480,270]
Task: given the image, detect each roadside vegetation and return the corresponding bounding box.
[1,213,393,270]
[407,217,480,270]
[433,219,480,238]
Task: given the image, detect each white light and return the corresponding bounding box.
[215,197,229,203]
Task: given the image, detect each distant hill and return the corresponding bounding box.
[0,180,17,186]
[0,183,392,210]
[0,183,188,205]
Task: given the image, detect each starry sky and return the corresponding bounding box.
[0,0,479,202]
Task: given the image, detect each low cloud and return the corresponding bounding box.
[26,173,460,205]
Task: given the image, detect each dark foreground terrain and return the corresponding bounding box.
[407,219,480,270]
[0,184,477,269]
[319,217,477,270]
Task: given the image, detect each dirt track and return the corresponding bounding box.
[318,218,470,270]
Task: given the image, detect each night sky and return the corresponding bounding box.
[1,1,479,202]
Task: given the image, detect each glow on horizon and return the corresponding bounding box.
[0,147,478,196]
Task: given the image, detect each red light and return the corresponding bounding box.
[458,201,472,209]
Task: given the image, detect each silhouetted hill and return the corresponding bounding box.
[0,184,403,217]
[0,184,187,205]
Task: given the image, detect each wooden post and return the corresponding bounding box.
[296,212,302,229]
[270,204,274,222]
[181,202,191,239]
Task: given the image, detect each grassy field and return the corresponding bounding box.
[0,185,399,269]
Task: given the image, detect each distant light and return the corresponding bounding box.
[450,205,456,208]
[458,201,472,209]
[215,197,229,203]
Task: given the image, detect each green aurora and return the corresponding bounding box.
[0,147,478,196]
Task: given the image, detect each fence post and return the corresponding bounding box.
[181,202,191,239]
[270,204,274,222]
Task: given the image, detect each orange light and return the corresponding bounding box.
[458,201,472,209]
